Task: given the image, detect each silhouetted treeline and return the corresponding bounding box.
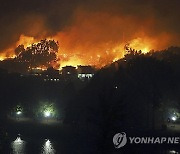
[0,39,59,73]
[64,46,180,152]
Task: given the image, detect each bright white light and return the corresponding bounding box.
[16,111,22,115]
[45,139,50,146]
[44,111,51,117]
[171,116,177,121]
[14,137,23,144]
[42,139,55,154]
[169,150,178,154]
[12,137,25,154]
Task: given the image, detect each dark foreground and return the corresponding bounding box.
[1,120,180,154]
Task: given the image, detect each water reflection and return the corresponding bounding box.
[168,150,179,154]
[11,136,26,154]
[42,139,55,154]
[10,135,179,154]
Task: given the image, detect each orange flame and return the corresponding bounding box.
[128,37,153,53]
[0,7,178,69]
[16,35,38,48]
[0,34,157,68]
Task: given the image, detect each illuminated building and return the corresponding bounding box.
[61,66,77,76]
[77,65,96,80]
[42,67,60,82]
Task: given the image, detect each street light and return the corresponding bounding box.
[44,111,51,117]
[16,111,22,115]
[40,103,57,119]
[171,116,177,121]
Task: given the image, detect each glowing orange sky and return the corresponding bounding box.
[0,7,179,68]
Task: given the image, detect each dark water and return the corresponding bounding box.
[8,134,180,154]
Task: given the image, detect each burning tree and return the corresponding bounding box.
[124,43,142,55]
[15,39,59,69]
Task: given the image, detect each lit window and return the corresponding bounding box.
[86,74,93,78]
[78,74,81,78]
[115,86,118,89]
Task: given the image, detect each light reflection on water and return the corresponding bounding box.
[168,150,179,154]
[10,135,179,154]
[11,136,56,154]
[11,136,26,154]
[41,139,55,154]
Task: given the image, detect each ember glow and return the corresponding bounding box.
[0,34,170,68]
[0,0,180,68]
[128,38,153,54]
[0,53,15,61]
[0,54,6,61]
[16,35,38,48]
[0,35,39,61]
[13,34,160,68]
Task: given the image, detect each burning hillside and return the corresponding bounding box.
[0,1,180,68]
[0,33,172,69]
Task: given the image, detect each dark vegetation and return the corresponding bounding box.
[0,39,59,73]
[0,46,180,153]
[64,46,180,152]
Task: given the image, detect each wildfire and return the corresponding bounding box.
[58,38,154,68]
[0,35,39,61]
[0,5,178,70]
[0,53,15,61]
[59,54,84,68]
[16,35,38,48]
[128,37,154,54]
[0,54,5,61]
[0,56,5,61]
[0,34,156,69]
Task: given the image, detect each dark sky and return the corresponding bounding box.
[0,0,180,54]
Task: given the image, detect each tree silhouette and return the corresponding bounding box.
[15,45,25,56]
[15,39,59,68]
